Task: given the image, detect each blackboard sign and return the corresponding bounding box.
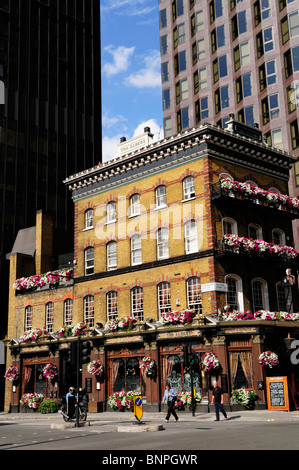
[266,377,289,411]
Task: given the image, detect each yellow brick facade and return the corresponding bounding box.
[5,122,299,413]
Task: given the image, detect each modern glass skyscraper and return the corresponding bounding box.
[159,0,299,155]
[0,0,101,335]
[159,0,299,245]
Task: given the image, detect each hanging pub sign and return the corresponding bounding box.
[266,377,289,411]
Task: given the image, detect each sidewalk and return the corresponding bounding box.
[1,409,299,424]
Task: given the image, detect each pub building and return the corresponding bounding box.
[4,120,299,413]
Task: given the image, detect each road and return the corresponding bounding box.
[0,413,298,453]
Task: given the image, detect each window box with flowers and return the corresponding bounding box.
[220,178,299,214]
[161,309,196,326]
[87,360,104,379]
[20,327,48,344]
[107,391,136,412]
[104,317,137,333]
[232,388,259,409]
[220,234,298,262]
[201,353,220,372]
[259,351,279,368]
[174,391,202,410]
[13,268,73,293]
[4,365,19,382]
[20,393,44,411]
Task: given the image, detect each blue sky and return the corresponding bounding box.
[100,0,163,162]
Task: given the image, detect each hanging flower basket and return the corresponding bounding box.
[232,388,259,409]
[42,361,58,380]
[201,353,220,372]
[139,356,156,377]
[258,351,279,368]
[4,365,19,382]
[87,360,104,378]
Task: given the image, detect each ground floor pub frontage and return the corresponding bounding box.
[5,317,299,413]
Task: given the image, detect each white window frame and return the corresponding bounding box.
[106,201,116,223]
[252,278,269,311]
[131,287,144,321]
[46,302,54,333]
[25,305,33,331]
[187,277,202,314]
[107,291,118,321]
[158,282,171,318]
[129,194,140,217]
[85,209,94,229]
[107,241,117,271]
[85,247,94,275]
[157,227,169,259]
[222,217,238,236]
[84,295,94,328]
[155,185,167,209]
[225,274,244,311]
[64,299,73,326]
[131,234,142,266]
[183,176,195,200]
[184,219,198,254]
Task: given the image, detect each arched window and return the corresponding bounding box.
[107,291,118,321]
[158,282,171,317]
[85,209,94,229]
[184,219,198,253]
[155,185,167,208]
[129,194,140,217]
[187,277,202,314]
[157,227,169,259]
[272,228,286,246]
[225,274,244,311]
[183,176,195,200]
[46,302,54,333]
[64,299,73,326]
[84,295,94,328]
[131,287,144,320]
[107,241,117,270]
[252,278,269,311]
[131,234,142,265]
[85,247,94,275]
[248,223,262,240]
[25,305,33,331]
[222,217,238,236]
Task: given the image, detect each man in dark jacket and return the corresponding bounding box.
[211,381,228,421]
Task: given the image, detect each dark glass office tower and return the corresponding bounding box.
[0,0,101,335]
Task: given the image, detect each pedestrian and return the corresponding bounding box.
[211,381,227,421]
[162,382,179,423]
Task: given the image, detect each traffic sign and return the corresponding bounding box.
[134,395,143,421]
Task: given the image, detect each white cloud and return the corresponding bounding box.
[103,45,135,77]
[125,50,161,89]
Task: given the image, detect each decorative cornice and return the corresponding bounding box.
[64,124,295,195]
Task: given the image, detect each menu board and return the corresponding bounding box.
[266,377,289,411]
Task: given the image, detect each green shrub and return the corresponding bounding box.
[38,399,59,414]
